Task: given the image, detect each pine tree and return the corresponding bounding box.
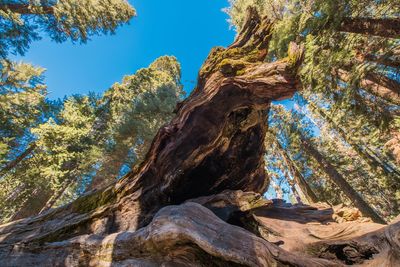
[227,0,400,219]
[0,56,184,222]
[269,104,388,223]
[88,56,184,190]
[0,0,135,58]
[0,60,47,173]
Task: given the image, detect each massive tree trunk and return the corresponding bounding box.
[0,8,398,266]
[300,135,387,224]
[339,17,400,38]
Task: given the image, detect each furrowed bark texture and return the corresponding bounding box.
[1,8,399,267]
[0,7,298,261]
[339,17,400,38]
[337,69,400,105]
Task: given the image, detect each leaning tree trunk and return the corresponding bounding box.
[273,137,319,203]
[0,4,53,15]
[337,68,400,105]
[10,188,53,221]
[301,134,387,224]
[339,17,400,38]
[0,8,398,267]
[0,8,302,263]
[362,53,400,69]
[39,179,75,215]
[0,143,36,178]
[308,100,400,178]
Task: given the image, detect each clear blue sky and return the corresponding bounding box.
[12,0,236,99]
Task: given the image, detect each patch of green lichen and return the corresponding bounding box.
[70,187,117,214]
[286,42,304,68]
[218,58,247,76]
[199,46,262,78]
[305,244,324,257]
[247,195,270,209]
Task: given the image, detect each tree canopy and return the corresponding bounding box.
[226,0,400,221]
[0,0,135,58]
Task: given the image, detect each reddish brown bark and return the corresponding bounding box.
[0,6,301,249]
[0,4,53,15]
[339,17,400,38]
[0,8,397,266]
[337,69,400,105]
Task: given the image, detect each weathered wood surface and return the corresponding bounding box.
[0,8,398,267]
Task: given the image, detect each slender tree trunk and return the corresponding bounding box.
[270,179,284,199]
[0,143,36,177]
[339,17,400,38]
[362,53,400,69]
[301,135,387,224]
[337,69,400,105]
[274,139,319,204]
[10,188,52,221]
[39,179,74,214]
[0,4,53,15]
[308,101,400,178]
[285,173,303,204]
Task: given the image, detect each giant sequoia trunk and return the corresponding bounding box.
[0,8,399,266]
[339,17,400,38]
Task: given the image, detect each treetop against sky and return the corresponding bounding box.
[11,0,235,99]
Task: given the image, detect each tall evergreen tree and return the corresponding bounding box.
[227,0,400,220]
[0,0,135,58]
[0,60,47,172]
[88,56,184,190]
[0,56,183,222]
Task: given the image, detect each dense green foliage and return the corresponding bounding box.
[1,0,399,223]
[227,0,400,220]
[0,0,185,222]
[0,56,183,222]
[0,61,47,170]
[0,0,135,58]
